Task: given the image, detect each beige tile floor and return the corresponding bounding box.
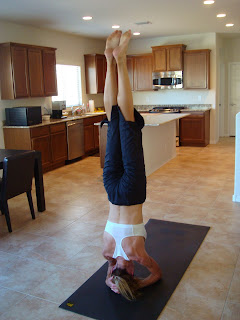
[0,137,239,320]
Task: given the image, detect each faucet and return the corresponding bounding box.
[72,106,83,116]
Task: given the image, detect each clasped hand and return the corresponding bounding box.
[106,276,119,294]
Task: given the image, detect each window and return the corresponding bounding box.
[52,64,82,107]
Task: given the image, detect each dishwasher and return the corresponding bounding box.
[66,119,84,160]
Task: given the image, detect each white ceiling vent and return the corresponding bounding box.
[135,21,152,25]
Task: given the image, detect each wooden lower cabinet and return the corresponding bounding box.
[83,115,105,153]
[3,122,67,172]
[3,115,106,172]
[32,135,52,168]
[179,110,210,147]
[84,125,95,153]
[49,123,67,164]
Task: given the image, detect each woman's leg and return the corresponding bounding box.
[104,30,121,121]
[103,31,125,204]
[113,30,134,122]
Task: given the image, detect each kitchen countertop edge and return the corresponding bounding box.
[3,112,107,129]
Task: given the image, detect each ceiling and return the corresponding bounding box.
[0,0,239,40]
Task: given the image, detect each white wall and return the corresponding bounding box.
[220,37,240,136]
[0,20,105,148]
[128,32,218,143]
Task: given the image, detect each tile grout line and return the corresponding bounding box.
[220,249,240,320]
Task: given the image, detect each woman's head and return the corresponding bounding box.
[111,267,141,301]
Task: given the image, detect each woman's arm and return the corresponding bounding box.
[135,253,162,289]
[103,256,119,293]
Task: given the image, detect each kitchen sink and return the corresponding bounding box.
[84,112,105,115]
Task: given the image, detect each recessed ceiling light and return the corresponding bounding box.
[226,23,234,27]
[133,32,140,36]
[82,16,92,21]
[203,0,215,4]
[217,13,226,18]
[112,25,120,29]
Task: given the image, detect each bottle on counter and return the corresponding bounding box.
[89,100,95,113]
[82,103,86,114]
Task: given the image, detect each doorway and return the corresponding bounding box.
[219,63,225,137]
[228,62,240,136]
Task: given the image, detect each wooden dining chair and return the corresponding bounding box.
[0,151,36,232]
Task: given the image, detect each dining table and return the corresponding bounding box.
[0,149,46,212]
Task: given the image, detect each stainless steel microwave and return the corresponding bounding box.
[152,71,183,90]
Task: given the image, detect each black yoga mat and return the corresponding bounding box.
[59,219,210,320]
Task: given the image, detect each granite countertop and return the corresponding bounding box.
[3,112,106,128]
[180,108,211,112]
[95,113,190,127]
[135,104,212,112]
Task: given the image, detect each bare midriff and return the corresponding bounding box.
[107,202,143,224]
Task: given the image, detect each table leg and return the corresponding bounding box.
[34,151,46,212]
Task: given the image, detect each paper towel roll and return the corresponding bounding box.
[89,100,95,112]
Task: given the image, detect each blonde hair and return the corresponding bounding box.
[112,268,141,301]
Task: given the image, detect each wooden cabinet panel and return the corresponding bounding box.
[96,55,106,93]
[0,42,57,100]
[83,115,103,126]
[152,44,186,72]
[83,115,105,153]
[31,126,50,138]
[84,54,106,94]
[42,49,58,96]
[32,135,52,168]
[50,123,65,133]
[179,110,210,146]
[167,47,183,71]
[11,46,29,98]
[127,56,134,91]
[28,48,44,97]
[84,125,95,152]
[94,125,100,148]
[51,131,67,162]
[134,55,153,91]
[184,50,210,89]
[152,47,167,72]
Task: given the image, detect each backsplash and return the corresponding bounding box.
[135,104,212,111]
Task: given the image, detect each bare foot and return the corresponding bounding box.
[113,30,131,62]
[105,30,122,61]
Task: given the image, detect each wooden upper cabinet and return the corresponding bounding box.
[42,49,58,96]
[167,46,184,71]
[28,48,44,97]
[127,54,153,91]
[184,50,210,89]
[84,54,106,94]
[152,44,186,72]
[134,55,153,91]
[11,45,30,98]
[152,47,167,72]
[0,42,57,100]
[127,56,134,91]
[96,55,106,94]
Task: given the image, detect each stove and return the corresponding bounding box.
[148,106,184,113]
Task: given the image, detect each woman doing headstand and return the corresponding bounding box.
[102,30,162,301]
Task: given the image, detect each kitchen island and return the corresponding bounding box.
[98,113,190,177]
